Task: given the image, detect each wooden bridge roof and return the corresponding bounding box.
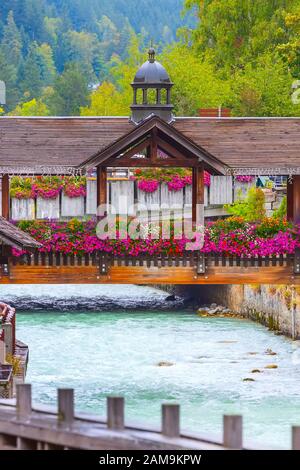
[0,217,41,250]
[1,116,300,174]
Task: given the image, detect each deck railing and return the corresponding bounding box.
[12,251,297,273]
[0,384,299,450]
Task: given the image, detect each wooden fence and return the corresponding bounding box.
[0,383,299,450]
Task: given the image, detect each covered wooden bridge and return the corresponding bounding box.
[1,50,300,285]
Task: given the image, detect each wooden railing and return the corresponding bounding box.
[12,252,297,273]
[0,384,299,450]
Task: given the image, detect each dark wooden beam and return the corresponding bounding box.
[287,176,300,224]
[192,165,204,225]
[104,138,151,167]
[150,128,158,163]
[1,174,9,219]
[97,167,107,216]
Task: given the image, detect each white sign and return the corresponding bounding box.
[0,81,6,105]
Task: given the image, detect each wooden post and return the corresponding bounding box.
[292,426,300,450]
[150,128,158,162]
[17,384,32,418]
[287,176,300,224]
[58,389,74,425]
[107,397,124,430]
[162,404,180,438]
[1,174,9,219]
[192,165,204,225]
[97,166,107,216]
[223,415,243,449]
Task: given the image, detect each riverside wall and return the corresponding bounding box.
[166,284,300,340]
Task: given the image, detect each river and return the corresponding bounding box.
[6,285,300,449]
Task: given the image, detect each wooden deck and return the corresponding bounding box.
[1,384,297,450]
[0,253,299,284]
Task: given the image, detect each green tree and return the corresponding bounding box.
[61,30,100,81]
[10,98,50,116]
[81,82,129,116]
[35,43,57,86]
[1,10,22,68]
[0,49,19,109]
[49,63,89,115]
[225,187,266,222]
[18,43,43,99]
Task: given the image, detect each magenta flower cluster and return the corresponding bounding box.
[167,175,193,191]
[31,184,62,200]
[63,185,86,198]
[235,175,255,183]
[137,180,159,193]
[12,218,300,259]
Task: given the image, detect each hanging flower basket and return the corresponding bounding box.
[62,176,87,198]
[32,176,62,199]
[9,176,34,199]
[235,175,255,183]
[133,168,211,192]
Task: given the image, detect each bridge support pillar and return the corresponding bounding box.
[287,175,300,224]
[97,166,107,217]
[192,165,204,226]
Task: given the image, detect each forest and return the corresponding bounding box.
[1,0,300,117]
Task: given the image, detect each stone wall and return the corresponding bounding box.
[169,284,300,339]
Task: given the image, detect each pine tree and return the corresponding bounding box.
[48,63,89,115]
[18,43,43,99]
[1,11,22,68]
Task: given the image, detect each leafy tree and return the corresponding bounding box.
[10,98,50,116]
[36,43,56,86]
[225,187,266,222]
[61,30,100,81]
[81,82,129,116]
[48,63,89,115]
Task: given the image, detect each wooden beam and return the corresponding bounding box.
[287,176,300,224]
[156,137,192,162]
[97,167,107,215]
[150,128,158,163]
[192,165,204,225]
[1,174,9,219]
[104,138,151,167]
[5,263,300,285]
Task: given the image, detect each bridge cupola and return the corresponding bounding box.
[130,48,174,125]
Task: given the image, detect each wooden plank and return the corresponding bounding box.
[97,166,107,213]
[162,405,180,438]
[1,262,299,285]
[223,415,243,449]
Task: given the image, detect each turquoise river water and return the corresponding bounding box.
[13,285,300,450]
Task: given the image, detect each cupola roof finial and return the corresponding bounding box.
[148,41,155,63]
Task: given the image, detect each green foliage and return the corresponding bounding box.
[10,176,33,199]
[10,98,50,116]
[256,217,290,238]
[48,63,89,115]
[273,196,287,219]
[225,187,266,222]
